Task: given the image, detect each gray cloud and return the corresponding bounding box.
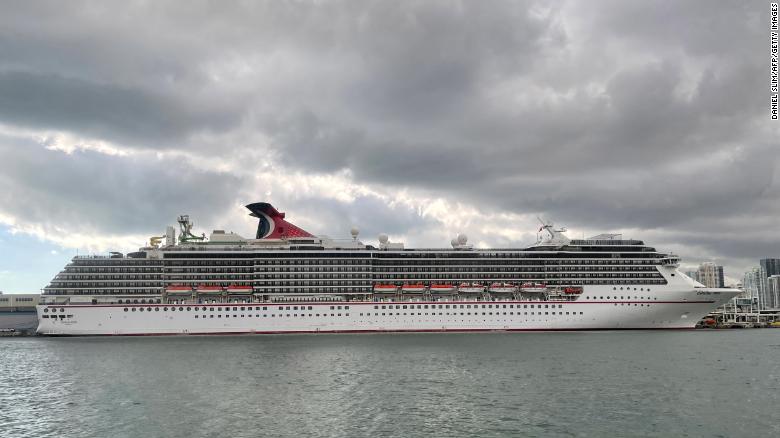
[0,71,240,148]
[0,0,777,278]
[0,135,242,235]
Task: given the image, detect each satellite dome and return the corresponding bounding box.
[451,238,458,248]
[350,227,359,238]
[378,234,389,244]
[457,233,468,245]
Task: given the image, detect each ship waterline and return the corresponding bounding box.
[36,202,740,335]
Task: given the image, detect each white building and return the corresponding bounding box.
[697,262,724,289]
[742,267,767,309]
[0,294,40,312]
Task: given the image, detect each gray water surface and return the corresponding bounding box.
[2,331,779,437]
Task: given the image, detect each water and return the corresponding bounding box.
[1,331,779,438]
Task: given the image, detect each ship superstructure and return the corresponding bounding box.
[37,203,740,335]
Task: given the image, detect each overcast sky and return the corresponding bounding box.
[0,0,777,292]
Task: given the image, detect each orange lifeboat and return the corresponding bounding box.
[165,285,193,295]
[196,284,224,294]
[373,284,398,293]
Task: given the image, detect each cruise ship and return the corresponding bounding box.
[36,202,739,335]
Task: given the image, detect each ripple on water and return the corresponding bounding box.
[1,331,779,438]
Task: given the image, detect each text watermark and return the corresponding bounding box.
[772,3,778,119]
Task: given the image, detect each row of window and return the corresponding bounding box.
[44,289,160,295]
[183,311,588,318]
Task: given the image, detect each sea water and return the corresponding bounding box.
[1,331,779,437]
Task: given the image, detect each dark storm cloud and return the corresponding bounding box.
[0,71,240,147]
[0,0,776,275]
[0,135,241,235]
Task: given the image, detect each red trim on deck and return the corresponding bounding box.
[40,299,716,309]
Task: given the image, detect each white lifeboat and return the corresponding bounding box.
[458,282,485,293]
[520,282,547,293]
[401,283,426,294]
[430,283,457,294]
[226,285,253,294]
[488,282,518,293]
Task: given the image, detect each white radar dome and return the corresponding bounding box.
[350,227,359,238]
[451,238,458,248]
[378,234,389,244]
[457,234,468,245]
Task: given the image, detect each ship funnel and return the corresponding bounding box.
[245,203,314,239]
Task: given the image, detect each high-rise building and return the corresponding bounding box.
[760,258,780,277]
[766,275,780,310]
[697,262,724,288]
[742,267,762,306]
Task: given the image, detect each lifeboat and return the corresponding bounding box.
[563,286,583,295]
[165,285,193,295]
[196,285,224,294]
[226,285,253,294]
[520,282,547,293]
[429,283,457,294]
[373,284,398,293]
[458,282,485,293]
[488,282,518,294]
[401,283,426,294]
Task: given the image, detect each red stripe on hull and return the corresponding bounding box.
[40,327,697,337]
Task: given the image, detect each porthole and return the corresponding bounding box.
[132,308,137,312]
[124,308,128,312]
[179,307,184,311]
[43,308,49,313]
[147,307,152,312]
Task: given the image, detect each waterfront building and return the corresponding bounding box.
[760,258,780,277]
[767,275,780,310]
[0,294,40,312]
[697,262,724,288]
[743,267,769,309]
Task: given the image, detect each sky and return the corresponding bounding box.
[0,0,777,293]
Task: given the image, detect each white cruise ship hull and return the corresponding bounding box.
[36,287,739,336]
